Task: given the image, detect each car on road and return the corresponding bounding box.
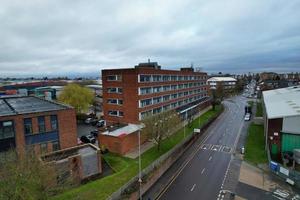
[90,129,99,137]
[244,113,251,121]
[80,135,96,144]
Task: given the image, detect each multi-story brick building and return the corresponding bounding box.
[0,96,77,154]
[102,62,210,125]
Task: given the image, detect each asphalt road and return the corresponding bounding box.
[155,96,247,200]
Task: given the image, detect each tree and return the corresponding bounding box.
[142,110,181,151]
[0,150,60,200]
[58,83,94,113]
[215,84,225,101]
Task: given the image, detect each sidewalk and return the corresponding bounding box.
[124,106,212,159]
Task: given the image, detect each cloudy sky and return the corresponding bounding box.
[0,0,300,77]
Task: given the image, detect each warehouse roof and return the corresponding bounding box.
[207,77,237,82]
[263,86,300,119]
[0,96,72,116]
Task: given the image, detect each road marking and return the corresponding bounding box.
[201,168,205,174]
[156,105,229,200]
[209,156,212,161]
[190,184,196,192]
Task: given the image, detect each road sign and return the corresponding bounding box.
[194,128,201,133]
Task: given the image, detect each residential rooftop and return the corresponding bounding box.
[263,85,300,119]
[0,96,72,117]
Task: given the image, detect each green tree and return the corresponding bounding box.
[142,110,181,151]
[0,150,58,200]
[58,84,94,113]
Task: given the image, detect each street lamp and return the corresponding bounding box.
[138,128,142,200]
[183,111,187,138]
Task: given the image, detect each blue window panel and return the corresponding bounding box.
[25,131,59,145]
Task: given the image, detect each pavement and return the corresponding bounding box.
[143,95,248,200]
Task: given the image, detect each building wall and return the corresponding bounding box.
[282,115,300,134]
[98,131,147,155]
[0,109,77,154]
[267,118,283,158]
[102,67,209,124]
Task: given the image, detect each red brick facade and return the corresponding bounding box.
[0,109,77,154]
[98,131,147,155]
[102,65,209,124]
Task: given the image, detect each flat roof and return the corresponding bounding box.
[263,86,300,119]
[207,77,237,82]
[101,123,143,137]
[0,96,72,116]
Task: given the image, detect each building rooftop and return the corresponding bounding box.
[263,86,300,119]
[207,77,237,82]
[0,96,72,116]
[101,123,143,137]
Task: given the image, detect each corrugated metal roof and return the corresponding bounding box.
[207,77,237,82]
[263,86,300,119]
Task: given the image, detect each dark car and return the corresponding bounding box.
[80,135,96,144]
[90,130,99,137]
[96,120,106,127]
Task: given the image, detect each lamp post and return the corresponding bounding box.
[183,111,187,138]
[138,128,142,200]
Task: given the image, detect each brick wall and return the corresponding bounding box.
[0,108,77,154]
[98,131,147,155]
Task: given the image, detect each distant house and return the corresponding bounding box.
[263,86,300,161]
[207,77,237,96]
[0,96,77,154]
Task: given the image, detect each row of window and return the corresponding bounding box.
[139,74,207,82]
[139,90,207,108]
[139,82,206,95]
[107,87,123,94]
[107,99,123,105]
[26,141,60,153]
[0,121,14,140]
[106,75,122,81]
[139,95,207,120]
[24,115,58,135]
[108,110,124,117]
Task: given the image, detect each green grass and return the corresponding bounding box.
[52,105,223,200]
[247,100,254,107]
[244,123,267,165]
[256,102,263,117]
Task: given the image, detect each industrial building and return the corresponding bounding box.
[263,86,300,160]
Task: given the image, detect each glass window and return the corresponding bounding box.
[0,121,14,139]
[108,110,118,116]
[38,116,46,133]
[163,85,170,91]
[140,87,152,95]
[153,107,162,114]
[24,118,32,135]
[178,84,184,89]
[163,95,170,101]
[171,93,178,99]
[107,99,118,104]
[153,86,161,93]
[140,99,152,107]
[107,75,122,81]
[50,115,58,130]
[107,87,122,93]
[171,102,177,108]
[163,104,170,111]
[162,75,170,81]
[171,75,178,81]
[153,97,162,104]
[152,75,161,82]
[40,143,48,153]
[119,111,124,117]
[140,75,151,82]
[171,85,177,90]
[52,141,60,151]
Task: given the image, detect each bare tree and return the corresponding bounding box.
[142,110,181,151]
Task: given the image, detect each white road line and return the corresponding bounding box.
[190,184,196,192]
[201,168,205,174]
[209,156,212,161]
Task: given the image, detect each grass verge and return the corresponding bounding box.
[52,105,223,200]
[244,123,267,165]
[256,102,263,117]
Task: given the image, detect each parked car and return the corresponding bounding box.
[80,135,96,144]
[90,129,99,137]
[84,117,93,124]
[96,120,106,127]
[244,113,251,121]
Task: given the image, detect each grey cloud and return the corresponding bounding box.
[0,0,300,77]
